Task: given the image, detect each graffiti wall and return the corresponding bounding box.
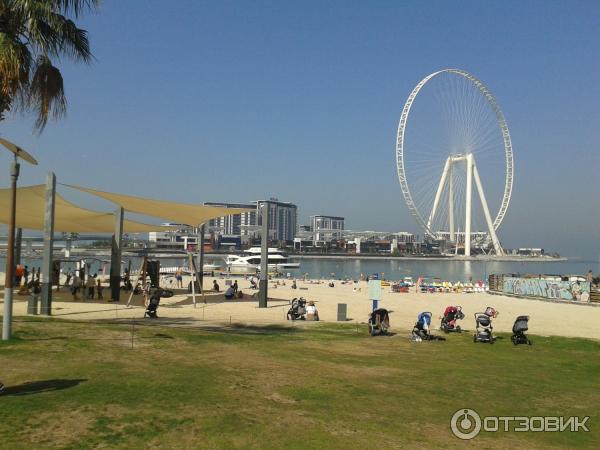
[503,277,591,301]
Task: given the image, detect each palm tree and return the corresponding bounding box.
[0,0,99,132]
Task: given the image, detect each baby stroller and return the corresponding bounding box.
[411,311,446,341]
[511,316,532,345]
[473,307,498,343]
[368,308,390,336]
[440,305,464,333]
[287,298,307,320]
[144,288,162,318]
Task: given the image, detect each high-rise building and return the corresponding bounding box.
[204,199,297,242]
[204,202,255,235]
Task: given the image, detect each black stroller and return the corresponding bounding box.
[144,288,173,318]
[368,308,390,336]
[287,298,307,320]
[511,316,532,345]
[473,307,498,344]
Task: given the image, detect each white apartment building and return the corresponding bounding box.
[205,199,297,242]
[311,215,345,242]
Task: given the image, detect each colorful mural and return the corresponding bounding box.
[503,277,591,301]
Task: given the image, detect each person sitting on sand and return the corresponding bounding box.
[291,280,297,289]
[237,290,244,299]
[328,280,335,288]
[306,301,319,321]
[17,282,30,295]
[224,286,235,299]
[213,280,220,292]
[249,277,258,289]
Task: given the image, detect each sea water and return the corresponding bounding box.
[2,255,597,282]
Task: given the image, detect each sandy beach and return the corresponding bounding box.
[3,276,599,340]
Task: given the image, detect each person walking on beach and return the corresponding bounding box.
[175,268,183,288]
[96,276,104,300]
[71,274,81,300]
[85,276,96,299]
[233,280,238,294]
[416,275,423,293]
[15,264,24,286]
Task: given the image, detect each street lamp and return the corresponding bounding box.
[1,137,38,341]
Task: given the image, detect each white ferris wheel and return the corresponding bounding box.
[396,69,514,256]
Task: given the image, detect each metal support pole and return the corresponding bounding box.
[197,224,205,290]
[2,157,19,341]
[427,157,450,230]
[473,163,504,256]
[40,172,56,315]
[110,207,124,301]
[258,202,269,308]
[14,228,22,267]
[464,153,473,257]
[448,163,455,242]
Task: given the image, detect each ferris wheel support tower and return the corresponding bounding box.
[427,153,504,256]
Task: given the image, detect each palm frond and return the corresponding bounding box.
[28,54,66,132]
[0,32,31,95]
[53,0,100,18]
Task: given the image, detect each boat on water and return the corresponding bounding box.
[159,264,221,275]
[129,264,222,276]
[225,247,300,271]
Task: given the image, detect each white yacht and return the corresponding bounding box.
[225,247,300,271]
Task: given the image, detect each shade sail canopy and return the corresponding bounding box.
[66,185,252,225]
[0,185,170,233]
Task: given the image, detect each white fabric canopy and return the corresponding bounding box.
[65,184,252,225]
[0,185,170,233]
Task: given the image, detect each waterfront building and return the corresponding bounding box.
[148,223,199,251]
[204,199,297,243]
[435,231,488,244]
[310,215,345,243]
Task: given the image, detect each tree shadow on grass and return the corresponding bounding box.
[92,317,300,336]
[1,379,86,397]
[168,294,291,307]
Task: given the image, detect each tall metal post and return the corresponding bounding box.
[448,163,455,242]
[464,153,473,257]
[473,163,504,256]
[14,228,22,267]
[258,202,269,308]
[196,224,205,289]
[2,156,19,340]
[427,157,450,230]
[110,207,124,301]
[40,173,56,315]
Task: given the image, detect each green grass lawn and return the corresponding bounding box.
[0,317,599,449]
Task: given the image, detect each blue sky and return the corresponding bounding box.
[0,0,598,258]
